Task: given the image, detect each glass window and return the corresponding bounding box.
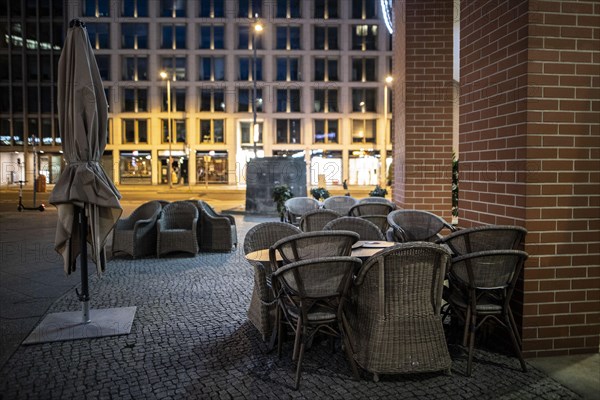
[123,88,147,112]
[41,118,53,146]
[122,0,148,17]
[276,26,301,50]
[351,57,377,81]
[199,119,225,143]
[352,119,376,143]
[14,119,24,145]
[352,24,378,50]
[238,0,262,18]
[313,89,338,113]
[161,0,186,17]
[162,88,186,112]
[314,0,338,18]
[161,57,187,80]
[122,56,148,81]
[237,57,262,81]
[198,89,225,112]
[276,57,300,81]
[314,58,338,81]
[161,24,186,49]
[96,55,110,80]
[352,88,377,112]
[122,119,148,144]
[162,119,186,143]
[237,89,263,112]
[40,87,52,113]
[314,120,338,143]
[27,86,38,112]
[199,25,225,50]
[214,26,224,49]
[121,23,148,49]
[199,0,224,17]
[86,23,110,49]
[240,121,263,144]
[314,26,338,50]
[83,0,110,17]
[275,119,301,144]
[198,57,225,81]
[277,89,301,113]
[276,0,301,18]
[352,0,376,19]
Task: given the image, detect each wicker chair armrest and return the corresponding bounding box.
[205,214,232,226]
[221,213,236,225]
[116,218,135,230]
[133,217,156,236]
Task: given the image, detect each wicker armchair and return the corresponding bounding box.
[446,250,529,376]
[437,225,527,256]
[112,200,162,258]
[358,197,395,209]
[273,256,362,389]
[198,201,237,252]
[322,196,358,215]
[323,216,385,241]
[359,215,389,236]
[387,209,455,242]
[269,230,360,266]
[283,197,320,226]
[349,202,394,217]
[299,209,341,232]
[244,222,301,342]
[156,201,199,257]
[345,242,452,381]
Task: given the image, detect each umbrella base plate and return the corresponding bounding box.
[22,306,137,344]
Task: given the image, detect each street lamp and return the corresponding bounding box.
[160,70,173,188]
[252,17,263,157]
[382,75,393,187]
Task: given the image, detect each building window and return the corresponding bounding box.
[352,24,378,50]
[199,119,225,143]
[313,89,338,113]
[276,26,301,50]
[240,121,263,144]
[314,0,338,19]
[123,88,147,112]
[276,0,301,18]
[86,23,110,49]
[199,0,224,18]
[237,89,263,112]
[121,23,148,49]
[161,57,187,80]
[160,0,186,17]
[237,25,262,50]
[238,0,262,18]
[314,120,338,143]
[40,118,53,145]
[352,0,377,19]
[310,150,342,185]
[122,0,148,17]
[238,57,263,81]
[96,55,110,80]
[276,119,301,144]
[161,24,186,49]
[352,119,376,143]
[352,88,377,112]
[162,88,186,112]
[162,119,186,143]
[120,151,152,184]
[198,89,225,112]
[313,26,338,50]
[122,119,148,144]
[351,57,377,82]
[198,57,225,81]
[277,89,301,112]
[83,0,110,17]
[314,58,338,81]
[122,56,148,81]
[276,57,300,81]
[199,25,225,49]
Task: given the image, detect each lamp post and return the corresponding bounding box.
[382,75,393,187]
[160,70,173,188]
[252,17,263,158]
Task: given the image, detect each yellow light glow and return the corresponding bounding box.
[160,71,168,79]
[254,23,263,32]
[385,75,393,84]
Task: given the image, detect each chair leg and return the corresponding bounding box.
[466,313,477,377]
[462,305,472,347]
[292,318,302,361]
[340,324,360,381]
[276,307,283,359]
[507,307,522,346]
[505,313,528,373]
[294,340,306,390]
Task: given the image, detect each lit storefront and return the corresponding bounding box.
[348,150,380,186]
[120,151,152,184]
[310,150,342,186]
[196,151,228,184]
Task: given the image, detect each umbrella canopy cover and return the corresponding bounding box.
[49,22,122,275]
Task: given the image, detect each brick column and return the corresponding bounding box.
[460,0,600,356]
[392,0,455,220]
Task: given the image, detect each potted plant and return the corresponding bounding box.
[369,185,388,198]
[272,184,293,221]
[310,187,330,201]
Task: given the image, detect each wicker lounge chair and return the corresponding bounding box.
[446,250,529,376]
[349,202,394,217]
[112,200,162,258]
[272,256,362,389]
[299,209,341,232]
[244,222,301,342]
[322,196,358,215]
[284,197,320,226]
[198,201,237,252]
[386,209,455,242]
[156,201,199,257]
[345,242,452,381]
[323,216,385,241]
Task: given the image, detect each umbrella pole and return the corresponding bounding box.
[78,206,91,323]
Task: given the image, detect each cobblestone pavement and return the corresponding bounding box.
[0,216,581,399]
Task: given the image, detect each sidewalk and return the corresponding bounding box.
[0,208,594,399]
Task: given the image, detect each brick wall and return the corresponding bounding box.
[460,0,600,356]
[392,0,454,220]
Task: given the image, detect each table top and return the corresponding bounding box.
[244,241,397,263]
